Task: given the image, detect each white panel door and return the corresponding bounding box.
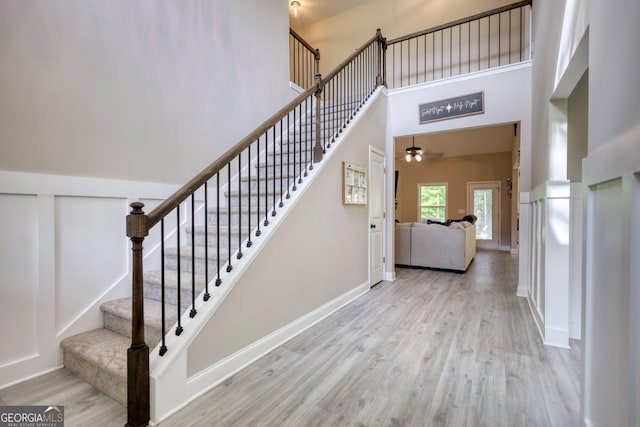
[369,148,385,286]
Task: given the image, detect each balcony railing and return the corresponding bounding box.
[386,0,532,89]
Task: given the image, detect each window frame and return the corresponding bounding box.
[417,182,448,222]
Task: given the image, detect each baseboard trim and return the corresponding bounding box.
[544,326,570,349]
[385,271,396,281]
[0,365,63,391]
[569,320,582,340]
[527,296,545,343]
[499,245,511,252]
[157,281,370,424]
[510,248,519,255]
[516,286,528,298]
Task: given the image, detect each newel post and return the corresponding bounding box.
[376,29,388,87]
[126,202,149,427]
[313,72,324,163]
[313,48,321,81]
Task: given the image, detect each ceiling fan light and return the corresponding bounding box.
[415,154,422,162]
[405,153,413,162]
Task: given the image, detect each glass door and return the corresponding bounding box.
[468,182,501,250]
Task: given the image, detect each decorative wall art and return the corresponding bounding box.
[418,92,484,124]
[343,162,367,205]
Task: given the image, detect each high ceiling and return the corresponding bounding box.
[394,124,516,161]
[289,0,373,28]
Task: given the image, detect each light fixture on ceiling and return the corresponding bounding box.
[405,136,423,162]
[290,1,301,17]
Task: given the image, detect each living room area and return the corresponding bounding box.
[393,122,521,272]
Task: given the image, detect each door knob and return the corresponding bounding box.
[370,224,376,229]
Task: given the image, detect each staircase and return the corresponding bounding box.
[59,100,362,406]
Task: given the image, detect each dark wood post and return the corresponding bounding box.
[126,202,149,427]
[376,29,388,87]
[313,48,320,82]
[313,72,324,163]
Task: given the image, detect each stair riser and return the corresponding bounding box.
[281,133,341,147]
[227,193,285,208]
[249,165,308,179]
[165,253,238,275]
[189,230,253,249]
[207,211,256,227]
[252,152,313,167]
[258,149,314,164]
[103,311,164,349]
[143,281,204,312]
[255,163,312,176]
[232,178,296,195]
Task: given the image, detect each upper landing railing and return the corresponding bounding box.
[386,0,532,89]
[290,28,320,89]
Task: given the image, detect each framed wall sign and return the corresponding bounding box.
[343,162,367,205]
[419,92,484,124]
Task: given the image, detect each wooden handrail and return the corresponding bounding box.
[387,0,531,45]
[290,28,317,58]
[146,85,317,229]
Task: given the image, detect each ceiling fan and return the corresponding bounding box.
[397,136,444,161]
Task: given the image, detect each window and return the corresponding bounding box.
[418,183,447,222]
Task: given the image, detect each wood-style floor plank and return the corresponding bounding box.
[0,368,126,427]
[0,251,581,427]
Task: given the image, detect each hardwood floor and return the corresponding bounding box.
[0,251,581,426]
[0,368,126,426]
[162,251,580,426]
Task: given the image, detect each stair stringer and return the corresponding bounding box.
[147,86,386,424]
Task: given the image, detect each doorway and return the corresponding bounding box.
[369,147,385,286]
[468,181,501,250]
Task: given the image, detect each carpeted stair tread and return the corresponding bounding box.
[61,328,128,405]
[101,297,178,331]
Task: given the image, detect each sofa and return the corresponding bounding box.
[395,220,477,272]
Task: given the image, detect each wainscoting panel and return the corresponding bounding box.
[569,183,583,339]
[585,178,628,426]
[0,194,39,367]
[0,170,180,388]
[54,195,129,336]
[525,181,571,348]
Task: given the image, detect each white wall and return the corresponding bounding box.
[147,90,387,423]
[0,0,295,184]
[0,171,180,388]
